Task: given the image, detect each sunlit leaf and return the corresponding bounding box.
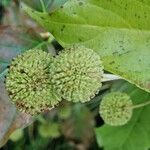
[23,0,150,93]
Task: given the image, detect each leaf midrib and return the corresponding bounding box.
[42,14,150,32]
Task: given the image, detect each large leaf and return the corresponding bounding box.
[0,82,16,146]
[0,26,44,80]
[0,26,44,146]
[23,0,150,93]
[0,82,32,148]
[95,81,150,150]
[87,0,150,30]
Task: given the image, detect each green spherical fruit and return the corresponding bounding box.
[99,92,133,126]
[49,45,104,103]
[6,49,61,115]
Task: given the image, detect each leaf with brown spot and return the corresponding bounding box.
[23,0,150,93]
[0,82,33,148]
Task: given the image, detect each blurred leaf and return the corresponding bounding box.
[0,26,44,80]
[26,136,49,150]
[61,104,95,149]
[2,1,22,26]
[23,0,150,93]
[9,129,24,142]
[58,103,71,119]
[38,122,60,138]
[0,0,11,6]
[21,0,68,12]
[95,81,150,150]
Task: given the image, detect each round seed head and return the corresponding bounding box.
[50,45,104,103]
[100,92,133,126]
[6,49,61,115]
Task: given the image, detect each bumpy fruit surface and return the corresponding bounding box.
[100,92,133,126]
[49,45,104,103]
[6,49,61,115]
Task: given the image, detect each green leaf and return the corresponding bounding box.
[38,122,60,138]
[0,26,44,80]
[9,129,24,142]
[0,0,11,6]
[95,81,150,150]
[87,0,150,30]
[138,0,150,6]
[23,0,150,93]
[61,104,95,142]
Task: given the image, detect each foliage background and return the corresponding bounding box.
[0,0,150,150]
[0,0,102,149]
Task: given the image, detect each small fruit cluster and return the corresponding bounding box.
[99,92,150,126]
[6,45,104,115]
[99,92,133,126]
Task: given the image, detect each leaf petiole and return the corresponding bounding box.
[40,0,46,13]
[102,74,122,82]
[0,69,8,80]
[132,101,150,109]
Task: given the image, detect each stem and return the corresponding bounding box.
[47,33,55,43]
[34,41,46,49]
[102,74,122,82]
[40,0,46,12]
[132,101,150,109]
[0,68,8,80]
